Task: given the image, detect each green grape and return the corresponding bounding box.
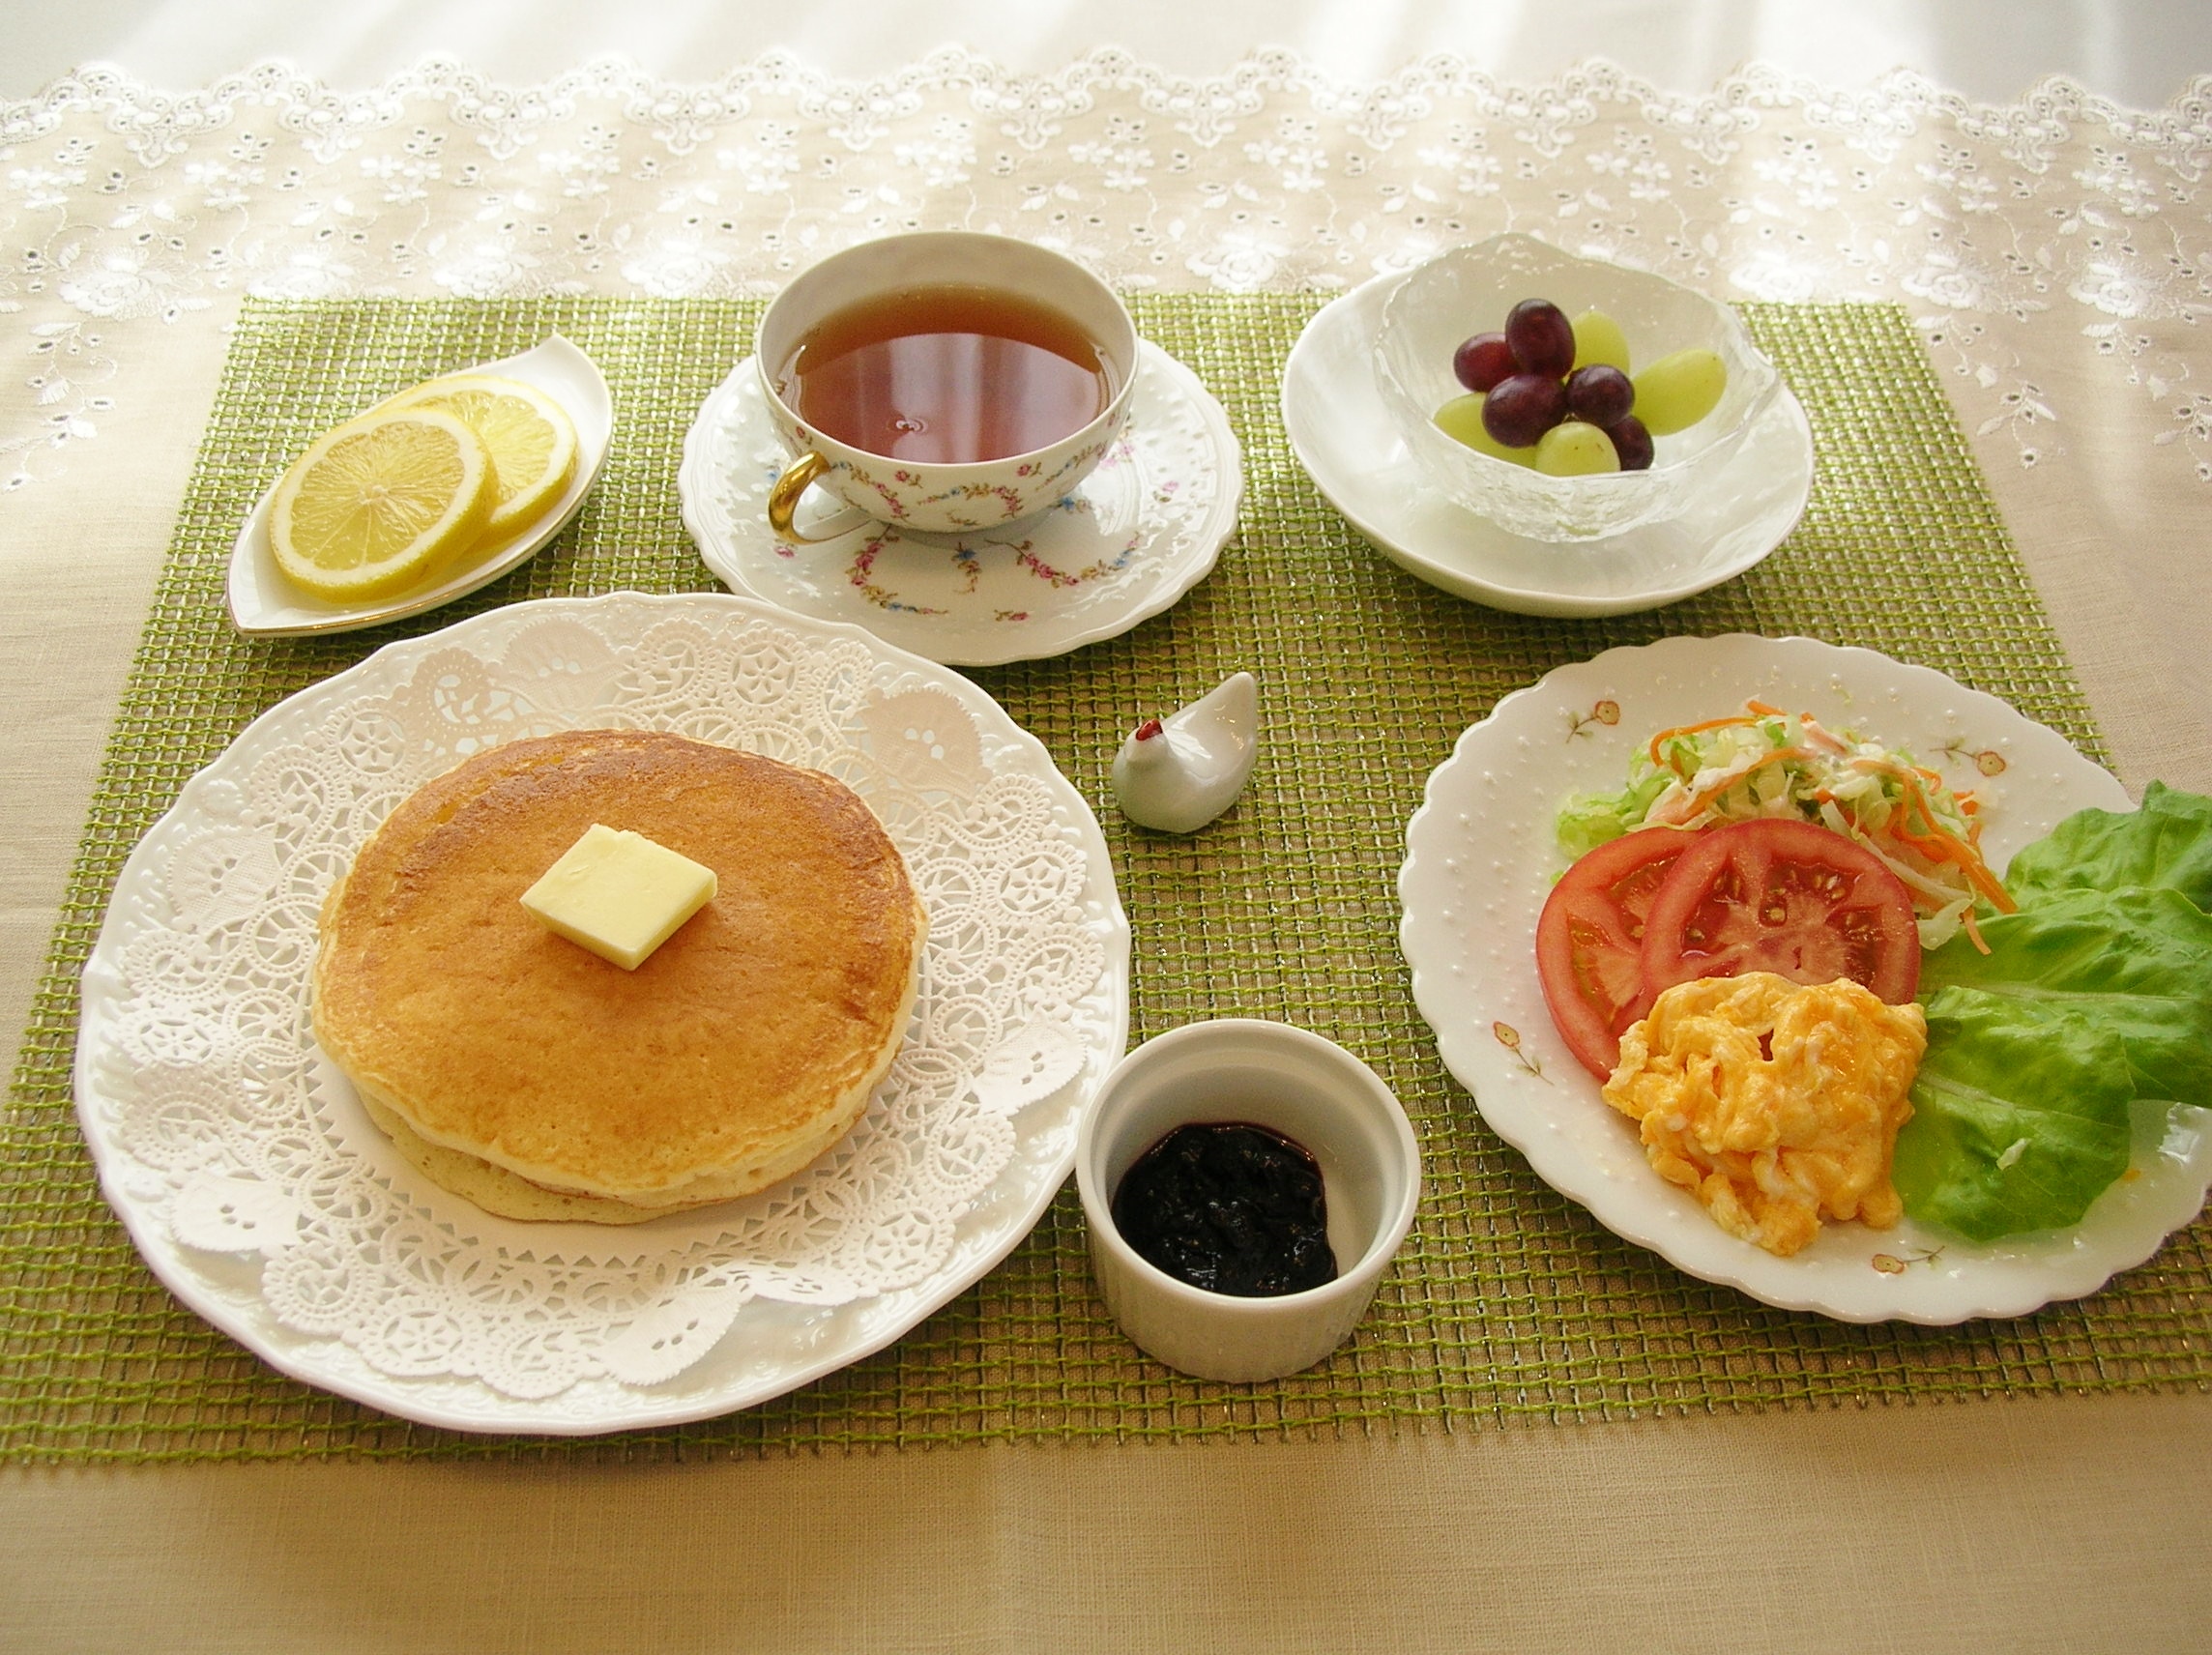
[1433,393,1536,467]
[1533,421,1619,477]
[1631,348,1727,436]
[1569,308,1632,373]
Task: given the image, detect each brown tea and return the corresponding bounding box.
[773,283,1116,463]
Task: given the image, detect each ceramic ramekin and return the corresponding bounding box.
[1075,1020,1421,1382]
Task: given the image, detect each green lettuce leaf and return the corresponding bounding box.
[1556,768,1674,860]
[1896,989,2136,1241]
[2003,781,2212,912]
[1895,783,2212,1242]
[1916,886,2212,1106]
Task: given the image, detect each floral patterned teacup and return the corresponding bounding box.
[755,232,1139,540]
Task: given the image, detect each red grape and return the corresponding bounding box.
[1481,373,1569,448]
[1453,332,1515,393]
[1607,415,1654,472]
[1505,299,1575,379]
[1565,364,1634,427]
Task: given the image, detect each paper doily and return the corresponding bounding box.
[75,592,1129,1433]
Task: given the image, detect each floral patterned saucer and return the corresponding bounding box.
[680,342,1241,666]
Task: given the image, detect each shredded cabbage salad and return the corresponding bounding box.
[1557,699,2015,949]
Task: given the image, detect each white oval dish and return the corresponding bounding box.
[1398,633,2211,1323]
[1282,272,1811,618]
[681,342,1240,666]
[225,334,614,637]
[76,592,1130,1433]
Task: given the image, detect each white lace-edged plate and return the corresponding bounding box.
[75,593,1130,1433]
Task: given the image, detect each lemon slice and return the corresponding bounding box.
[387,373,579,540]
[269,407,496,601]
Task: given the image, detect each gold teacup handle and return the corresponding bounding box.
[767,451,850,543]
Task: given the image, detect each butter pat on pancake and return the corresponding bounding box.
[1602,973,1926,1258]
[312,730,925,1222]
[521,823,717,970]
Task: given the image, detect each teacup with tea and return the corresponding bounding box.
[754,232,1139,540]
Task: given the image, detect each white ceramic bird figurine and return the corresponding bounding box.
[1111,672,1260,833]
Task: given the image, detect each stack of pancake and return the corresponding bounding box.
[312,729,926,1224]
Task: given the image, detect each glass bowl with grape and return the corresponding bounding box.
[1374,234,1783,541]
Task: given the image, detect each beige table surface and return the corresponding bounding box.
[3,47,2209,1653]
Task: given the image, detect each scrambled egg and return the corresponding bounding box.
[1601,973,1927,1257]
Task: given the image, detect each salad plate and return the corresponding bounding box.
[681,342,1240,667]
[76,593,1129,1432]
[1399,633,2212,1323]
[1282,273,1812,619]
[225,335,614,637]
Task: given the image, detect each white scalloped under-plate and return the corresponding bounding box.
[680,342,1240,666]
[225,335,615,637]
[75,593,1130,1432]
[1398,633,2212,1323]
[1283,274,1812,618]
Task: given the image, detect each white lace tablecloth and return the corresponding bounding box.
[3,51,2210,1655]
[5,54,2208,784]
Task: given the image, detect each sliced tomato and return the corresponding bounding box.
[1638,817,1921,1005]
[1534,828,1694,1080]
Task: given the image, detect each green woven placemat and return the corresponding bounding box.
[4,295,2207,1463]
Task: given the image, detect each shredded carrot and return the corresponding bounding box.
[1865,761,2017,912]
[1903,830,2013,909]
[1745,698,1787,717]
[1961,908,1992,955]
[1646,713,1761,768]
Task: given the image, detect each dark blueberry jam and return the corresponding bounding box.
[1110,1122,1337,1296]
